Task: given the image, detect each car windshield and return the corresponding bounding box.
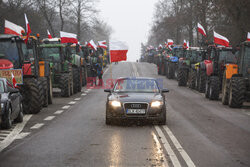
[0,81,4,93]
[40,47,61,62]
[114,79,159,93]
[0,39,20,67]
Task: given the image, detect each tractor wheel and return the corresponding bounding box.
[205,77,210,98]
[229,77,245,108]
[222,72,229,105]
[1,106,12,129]
[60,73,71,97]
[48,75,53,104]
[177,69,188,86]
[39,77,48,107]
[73,67,80,94]
[209,76,220,100]
[78,68,82,92]
[189,69,196,89]
[198,70,206,93]
[168,63,175,79]
[165,63,169,78]
[21,78,43,114]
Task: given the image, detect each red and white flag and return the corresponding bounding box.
[197,23,206,37]
[167,39,174,45]
[47,30,52,39]
[98,40,107,49]
[4,20,24,36]
[247,32,250,42]
[183,40,187,49]
[88,40,97,50]
[11,72,17,88]
[214,31,229,47]
[24,13,31,43]
[109,40,128,63]
[60,31,78,44]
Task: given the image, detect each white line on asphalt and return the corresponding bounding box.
[44,116,55,121]
[68,101,76,105]
[54,110,64,115]
[152,132,169,167]
[30,123,44,130]
[62,105,70,109]
[0,130,11,133]
[103,68,109,75]
[155,126,181,167]
[15,132,30,140]
[163,126,196,167]
[74,98,81,101]
[81,93,87,96]
[0,115,32,152]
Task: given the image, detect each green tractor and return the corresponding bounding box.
[0,35,43,114]
[38,43,73,97]
[222,41,250,107]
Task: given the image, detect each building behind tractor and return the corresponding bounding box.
[222,41,250,107]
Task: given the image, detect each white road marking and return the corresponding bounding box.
[44,116,55,121]
[0,130,12,133]
[54,110,64,115]
[15,132,30,140]
[62,105,70,109]
[103,68,109,75]
[81,93,87,96]
[155,126,181,167]
[0,115,32,152]
[68,101,76,105]
[152,132,169,167]
[163,126,196,167]
[74,98,81,101]
[30,123,44,130]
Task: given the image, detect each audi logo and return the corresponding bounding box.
[131,104,142,108]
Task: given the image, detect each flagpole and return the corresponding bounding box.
[109,46,113,87]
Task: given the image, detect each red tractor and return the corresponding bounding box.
[0,35,43,114]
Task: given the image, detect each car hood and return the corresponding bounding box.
[109,92,163,103]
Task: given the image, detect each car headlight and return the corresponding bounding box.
[110,100,121,107]
[151,101,163,108]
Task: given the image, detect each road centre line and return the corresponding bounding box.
[163,126,196,167]
[62,105,70,109]
[0,115,32,152]
[81,93,87,96]
[74,98,81,101]
[44,116,55,121]
[54,110,64,115]
[155,126,181,167]
[15,132,30,140]
[152,132,169,167]
[30,123,44,130]
[68,101,76,105]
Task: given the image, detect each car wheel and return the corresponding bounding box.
[105,109,112,125]
[15,103,24,123]
[1,106,12,129]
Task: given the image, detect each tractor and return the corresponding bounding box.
[222,41,250,107]
[38,42,73,97]
[0,35,43,114]
[165,46,180,79]
[204,46,238,100]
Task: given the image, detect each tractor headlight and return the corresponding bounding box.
[151,101,163,108]
[110,100,121,107]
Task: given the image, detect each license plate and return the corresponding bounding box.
[126,109,146,114]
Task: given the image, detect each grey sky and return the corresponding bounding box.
[98,0,158,62]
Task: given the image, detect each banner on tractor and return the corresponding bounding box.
[0,69,23,85]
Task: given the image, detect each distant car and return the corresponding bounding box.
[104,77,169,125]
[0,78,23,129]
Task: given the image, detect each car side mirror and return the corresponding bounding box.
[104,89,111,93]
[161,88,169,93]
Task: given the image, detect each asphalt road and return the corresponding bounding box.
[0,62,250,167]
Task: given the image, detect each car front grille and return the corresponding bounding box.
[124,103,148,110]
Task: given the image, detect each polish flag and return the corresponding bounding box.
[11,72,17,88]
[24,14,31,43]
[183,40,187,49]
[214,31,229,47]
[47,30,52,39]
[4,20,24,36]
[247,32,250,42]
[109,40,128,62]
[197,23,206,37]
[60,31,78,44]
[98,40,107,49]
[88,40,97,50]
[167,39,174,45]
